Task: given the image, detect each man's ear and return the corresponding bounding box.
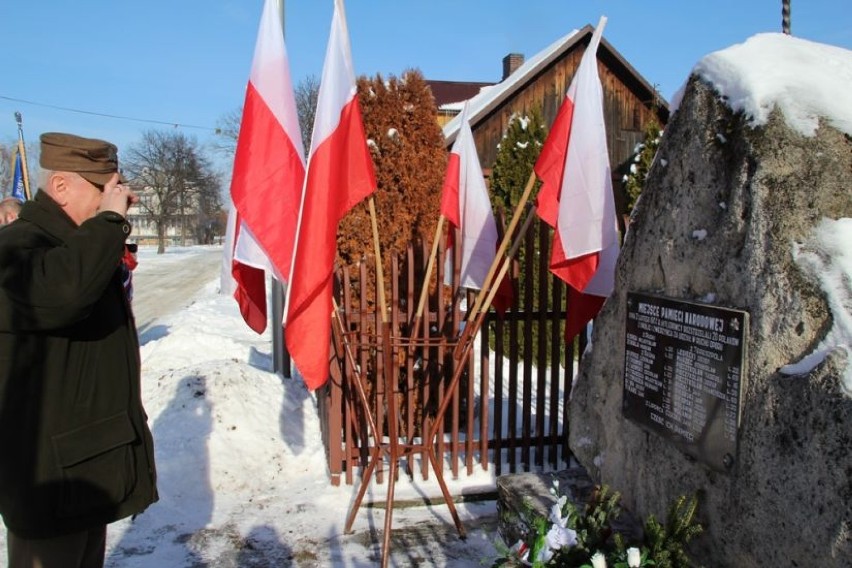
[46,172,70,206]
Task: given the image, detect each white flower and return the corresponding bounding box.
[590,551,607,568]
[545,523,577,550]
[549,496,568,526]
[537,547,554,564]
[627,547,641,567]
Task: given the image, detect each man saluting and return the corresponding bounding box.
[0,132,157,568]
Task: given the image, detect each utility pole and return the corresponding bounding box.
[271,0,291,379]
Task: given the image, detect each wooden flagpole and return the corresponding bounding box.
[368,197,388,320]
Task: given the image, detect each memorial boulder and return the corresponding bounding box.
[568,44,852,567]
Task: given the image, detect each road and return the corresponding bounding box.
[131,246,223,332]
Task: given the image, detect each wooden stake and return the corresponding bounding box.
[368,196,388,322]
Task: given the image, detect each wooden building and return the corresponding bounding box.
[434,23,669,213]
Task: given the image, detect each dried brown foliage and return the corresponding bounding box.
[336,69,448,305]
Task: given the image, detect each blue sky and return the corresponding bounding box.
[2,0,849,168]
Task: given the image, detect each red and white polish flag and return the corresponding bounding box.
[441,103,500,290]
[440,103,513,314]
[534,17,619,343]
[285,0,377,391]
[225,0,306,334]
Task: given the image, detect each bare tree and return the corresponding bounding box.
[123,130,221,253]
[0,140,38,199]
[192,165,224,245]
[295,74,320,153]
[0,142,14,196]
[211,107,242,158]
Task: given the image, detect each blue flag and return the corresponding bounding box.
[11,150,25,201]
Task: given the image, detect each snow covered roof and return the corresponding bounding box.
[441,23,664,145]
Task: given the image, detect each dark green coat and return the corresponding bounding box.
[0,192,157,538]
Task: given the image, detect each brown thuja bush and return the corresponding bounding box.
[337,69,447,308]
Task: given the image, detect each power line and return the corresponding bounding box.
[0,94,219,133]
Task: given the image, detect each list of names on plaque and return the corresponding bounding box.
[622,292,748,472]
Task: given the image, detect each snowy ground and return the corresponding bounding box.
[0,245,507,567]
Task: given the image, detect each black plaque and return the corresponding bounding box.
[622,292,748,472]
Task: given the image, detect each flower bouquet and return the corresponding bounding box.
[494,480,701,568]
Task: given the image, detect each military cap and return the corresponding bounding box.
[39,132,127,186]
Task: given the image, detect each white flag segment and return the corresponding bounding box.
[222,204,275,295]
[441,103,499,290]
[233,221,273,275]
[554,18,619,296]
[583,241,619,296]
[220,204,238,296]
[248,0,304,163]
[309,0,358,150]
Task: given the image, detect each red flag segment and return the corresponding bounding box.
[439,152,461,228]
[534,96,574,229]
[232,254,267,333]
[231,81,306,281]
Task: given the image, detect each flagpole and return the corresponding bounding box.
[15,112,31,200]
[368,197,388,320]
[282,167,309,326]
[271,0,290,377]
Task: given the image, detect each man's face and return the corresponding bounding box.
[61,172,104,225]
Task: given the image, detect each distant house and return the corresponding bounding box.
[126,185,203,247]
[428,23,668,218]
